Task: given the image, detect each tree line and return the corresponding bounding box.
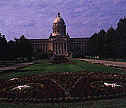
[0,35,33,60]
[88,17,126,59]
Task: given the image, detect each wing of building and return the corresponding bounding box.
[31,13,89,57]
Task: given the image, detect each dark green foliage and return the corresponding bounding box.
[0,35,33,60]
[0,33,7,58]
[88,17,126,59]
[104,27,115,58]
[7,40,17,58]
[88,30,106,58]
[15,35,33,58]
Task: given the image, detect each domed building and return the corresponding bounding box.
[31,13,89,57]
[48,12,70,56]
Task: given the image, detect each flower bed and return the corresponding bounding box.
[0,71,126,103]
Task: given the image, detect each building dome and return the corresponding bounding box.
[53,13,65,24]
[52,13,66,36]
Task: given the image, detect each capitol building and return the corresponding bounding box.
[31,13,89,57]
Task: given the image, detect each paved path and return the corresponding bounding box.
[80,59,126,69]
[0,62,33,71]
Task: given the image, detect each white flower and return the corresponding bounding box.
[104,82,121,88]
[12,85,30,90]
[9,78,19,81]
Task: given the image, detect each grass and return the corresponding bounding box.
[1,97,126,108]
[23,59,124,74]
[23,60,112,70]
[0,59,124,79]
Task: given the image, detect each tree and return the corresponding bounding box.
[88,17,126,59]
[0,33,7,58]
[97,30,106,58]
[88,33,98,57]
[88,30,106,58]
[7,40,16,58]
[15,35,33,60]
[104,27,115,58]
[116,18,126,58]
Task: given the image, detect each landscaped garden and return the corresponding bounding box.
[0,59,126,107]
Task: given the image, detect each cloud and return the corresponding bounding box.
[112,0,121,4]
[0,0,125,40]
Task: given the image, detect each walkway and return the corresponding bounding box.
[80,59,126,69]
[0,62,33,71]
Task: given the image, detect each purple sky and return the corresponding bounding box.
[0,0,126,40]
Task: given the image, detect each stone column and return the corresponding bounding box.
[66,43,67,51]
[59,43,61,54]
[52,42,54,51]
[60,43,62,54]
[63,42,64,54]
[64,43,66,51]
[58,43,59,54]
[60,43,61,54]
[61,43,63,54]
[59,43,60,54]
[45,44,47,53]
[66,43,68,55]
[53,43,55,53]
[44,44,45,53]
[56,43,57,54]
[62,43,64,54]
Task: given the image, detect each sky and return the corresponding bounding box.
[0,0,126,40]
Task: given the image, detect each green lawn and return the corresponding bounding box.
[23,59,124,73]
[0,59,124,79]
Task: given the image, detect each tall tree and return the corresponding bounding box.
[97,29,106,57]
[16,35,33,59]
[88,33,98,56]
[0,33,7,58]
[88,30,106,58]
[88,17,126,59]
[7,40,16,58]
[104,27,115,58]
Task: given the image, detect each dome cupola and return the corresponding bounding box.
[53,12,65,24]
[52,13,66,36]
